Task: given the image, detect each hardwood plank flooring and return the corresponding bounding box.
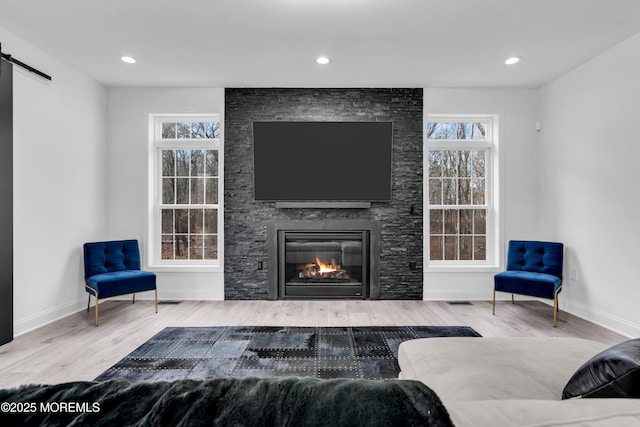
[0,300,627,389]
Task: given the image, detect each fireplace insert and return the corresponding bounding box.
[279,231,369,298]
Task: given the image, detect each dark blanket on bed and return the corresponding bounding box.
[0,377,453,426]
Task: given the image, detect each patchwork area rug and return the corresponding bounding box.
[95,325,480,383]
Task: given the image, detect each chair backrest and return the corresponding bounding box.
[83,240,142,279]
[506,240,564,278]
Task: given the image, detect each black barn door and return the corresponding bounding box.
[0,56,13,346]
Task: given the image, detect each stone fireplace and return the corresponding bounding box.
[267,220,380,299]
[224,88,423,300]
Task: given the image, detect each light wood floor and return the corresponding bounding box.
[0,299,627,389]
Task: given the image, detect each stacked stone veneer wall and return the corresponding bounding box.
[224,88,423,300]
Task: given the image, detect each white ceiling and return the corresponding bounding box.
[1,0,640,88]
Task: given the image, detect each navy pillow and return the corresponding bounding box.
[562,338,640,399]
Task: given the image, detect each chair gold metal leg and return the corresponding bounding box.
[511,294,515,304]
[554,295,558,327]
[132,294,135,304]
[155,288,158,313]
[95,298,99,327]
[87,295,91,312]
[492,290,496,315]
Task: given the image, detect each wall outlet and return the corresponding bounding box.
[570,268,578,281]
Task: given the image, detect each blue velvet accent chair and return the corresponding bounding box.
[83,239,157,326]
[493,240,564,327]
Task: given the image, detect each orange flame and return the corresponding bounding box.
[315,257,340,274]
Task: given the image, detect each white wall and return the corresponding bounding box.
[423,88,540,300]
[539,33,640,337]
[0,26,108,335]
[106,88,225,300]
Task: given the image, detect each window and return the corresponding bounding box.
[149,115,222,270]
[425,115,500,269]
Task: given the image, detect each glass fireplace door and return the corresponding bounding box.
[279,231,369,298]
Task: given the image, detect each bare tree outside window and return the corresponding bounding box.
[153,117,221,265]
[427,118,495,264]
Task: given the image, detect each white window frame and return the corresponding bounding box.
[424,114,501,272]
[147,113,224,272]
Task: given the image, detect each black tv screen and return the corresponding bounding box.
[253,121,393,201]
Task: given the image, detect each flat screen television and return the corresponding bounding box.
[253,121,393,202]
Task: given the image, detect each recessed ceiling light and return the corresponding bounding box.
[121,56,136,64]
[316,56,330,65]
[504,56,521,65]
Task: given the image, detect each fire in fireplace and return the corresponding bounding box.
[297,257,350,281]
[267,220,381,300]
[280,231,368,298]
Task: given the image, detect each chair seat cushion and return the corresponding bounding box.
[494,270,561,299]
[86,270,156,299]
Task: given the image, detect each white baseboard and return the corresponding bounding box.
[563,300,640,338]
[14,298,87,337]
[422,289,538,301]
[157,289,223,301]
[97,289,223,301]
[423,289,490,300]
